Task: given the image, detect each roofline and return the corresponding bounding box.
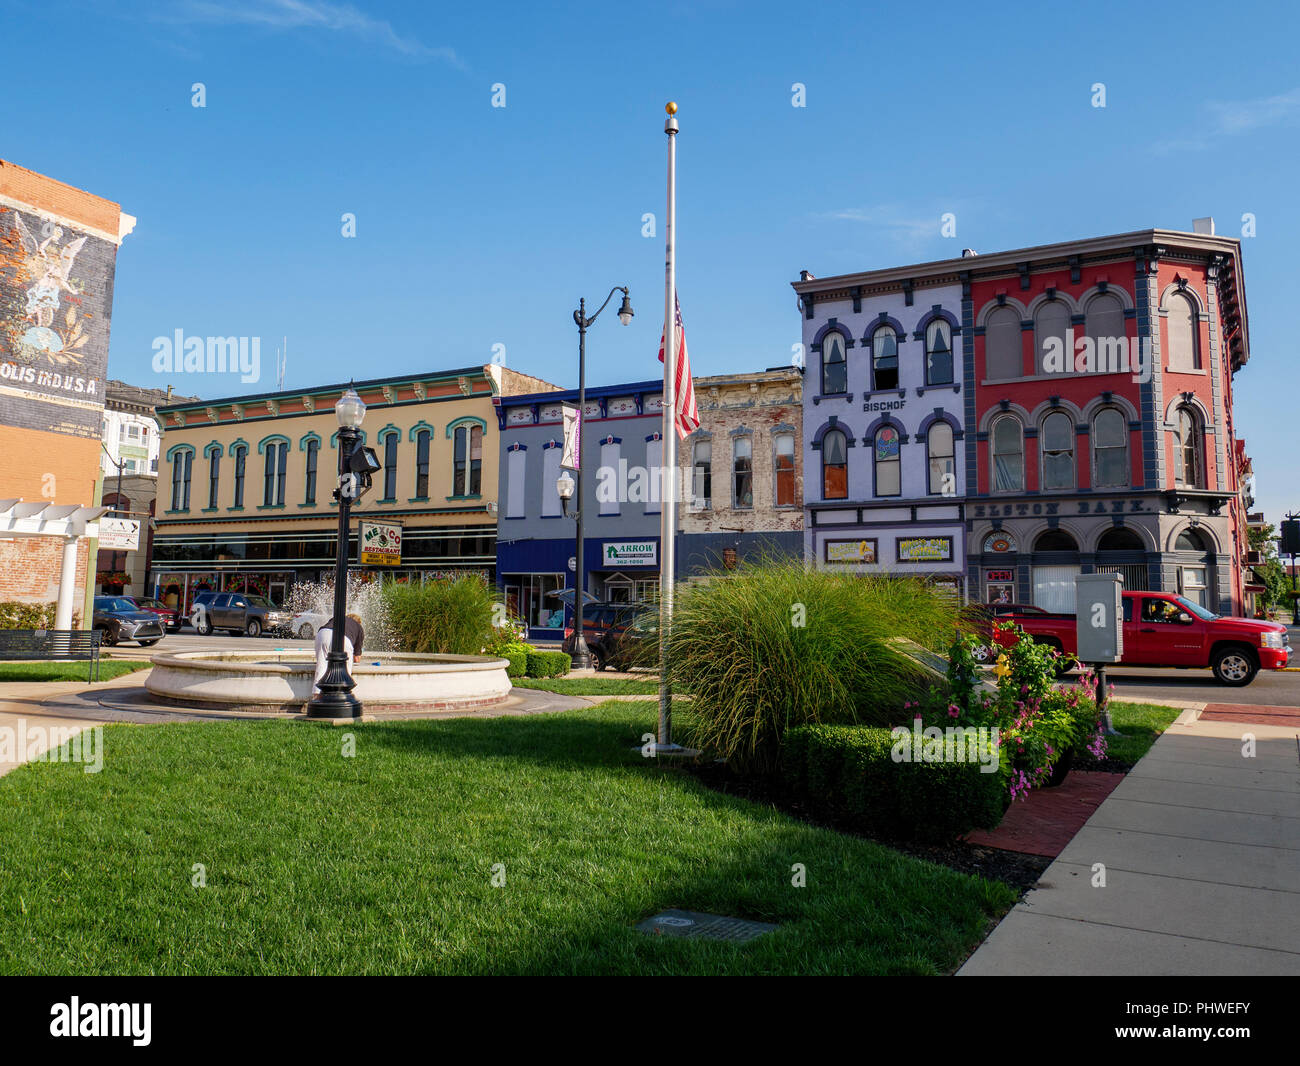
[792,227,1250,369]
[156,365,494,414]
[496,380,665,405]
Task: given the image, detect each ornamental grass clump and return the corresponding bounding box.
[381,575,497,655]
[666,561,958,773]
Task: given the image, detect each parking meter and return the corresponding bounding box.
[1075,572,1123,733]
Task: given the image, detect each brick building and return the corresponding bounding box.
[792,226,1253,615]
[676,367,803,575]
[0,160,135,625]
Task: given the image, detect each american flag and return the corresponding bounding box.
[657,291,700,439]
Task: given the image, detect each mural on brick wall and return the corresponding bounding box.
[0,207,114,437]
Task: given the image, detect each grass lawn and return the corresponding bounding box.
[510,677,661,696]
[1095,701,1184,766]
[0,660,151,683]
[0,701,1014,975]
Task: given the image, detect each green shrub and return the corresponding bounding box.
[525,651,571,678]
[381,576,496,655]
[666,560,959,772]
[504,650,529,678]
[782,724,1006,841]
[0,603,80,629]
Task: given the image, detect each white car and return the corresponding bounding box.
[290,611,329,641]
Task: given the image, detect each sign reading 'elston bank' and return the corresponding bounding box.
[603,541,656,566]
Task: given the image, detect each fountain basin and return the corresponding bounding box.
[146,650,512,714]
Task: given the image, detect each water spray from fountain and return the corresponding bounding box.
[283,574,397,652]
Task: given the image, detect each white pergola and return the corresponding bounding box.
[0,499,110,629]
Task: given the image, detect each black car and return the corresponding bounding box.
[92,596,166,647]
[562,602,656,671]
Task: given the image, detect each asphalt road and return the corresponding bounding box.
[104,630,314,656]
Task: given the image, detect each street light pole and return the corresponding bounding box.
[306,387,367,720]
[569,286,633,670]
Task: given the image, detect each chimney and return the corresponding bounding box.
[961,248,978,257]
[166,384,173,401]
[799,270,815,281]
[1192,217,1215,235]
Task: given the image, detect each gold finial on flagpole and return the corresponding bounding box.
[665,101,677,115]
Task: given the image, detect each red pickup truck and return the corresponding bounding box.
[988,592,1292,686]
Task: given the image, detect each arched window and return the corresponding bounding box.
[774,432,795,506]
[821,330,847,395]
[1040,411,1075,490]
[733,435,753,508]
[263,441,288,507]
[170,449,193,511]
[925,320,953,386]
[1175,528,1210,552]
[1085,293,1125,367]
[452,423,483,496]
[1174,406,1202,488]
[692,439,711,509]
[1034,300,1070,375]
[985,306,1022,380]
[871,325,898,390]
[414,429,431,499]
[1167,292,1200,371]
[207,451,220,510]
[1033,530,1078,552]
[232,444,247,508]
[873,425,901,497]
[1098,528,1144,552]
[822,428,848,500]
[304,438,319,504]
[927,421,955,496]
[381,431,399,501]
[991,415,1023,492]
[1092,408,1128,488]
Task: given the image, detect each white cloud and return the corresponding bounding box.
[172,0,463,65]
[1155,86,1300,153]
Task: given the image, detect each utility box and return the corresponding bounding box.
[1075,572,1123,663]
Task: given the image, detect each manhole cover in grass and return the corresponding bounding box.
[636,909,777,942]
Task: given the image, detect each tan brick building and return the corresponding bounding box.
[675,367,804,575]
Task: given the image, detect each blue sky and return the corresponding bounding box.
[6,0,1298,525]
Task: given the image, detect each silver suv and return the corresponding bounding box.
[196,592,292,638]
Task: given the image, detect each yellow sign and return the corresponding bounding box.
[358,521,402,566]
[824,538,877,564]
[896,536,953,563]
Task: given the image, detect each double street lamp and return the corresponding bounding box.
[558,286,633,669]
[306,386,379,720]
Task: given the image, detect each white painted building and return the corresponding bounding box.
[798,276,967,592]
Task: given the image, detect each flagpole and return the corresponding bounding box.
[658,102,679,751]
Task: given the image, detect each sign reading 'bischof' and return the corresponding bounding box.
[603,541,656,566]
[0,208,114,439]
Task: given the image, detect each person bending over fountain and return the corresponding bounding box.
[312,613,366,695]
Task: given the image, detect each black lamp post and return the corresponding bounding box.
[563,286,633,669]
[306,386,367,720]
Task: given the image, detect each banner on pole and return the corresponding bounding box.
[561,403,581,470]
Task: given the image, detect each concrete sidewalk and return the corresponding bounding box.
[959,710,1300,975]
[0,673,141,777]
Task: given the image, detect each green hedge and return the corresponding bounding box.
[504,651,529,678]
[525,651,571,678]
[781,724,1006,842]
[0,603,80,630]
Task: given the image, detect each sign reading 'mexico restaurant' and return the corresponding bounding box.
[358,520,402,566]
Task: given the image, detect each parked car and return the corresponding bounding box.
[129,596,182,632]
[990,591,1291,686]
[290,611,328,641]
[187,589,220,629]
[194,592,293,637]
[562,602,655,671]
[92,596,166,647]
